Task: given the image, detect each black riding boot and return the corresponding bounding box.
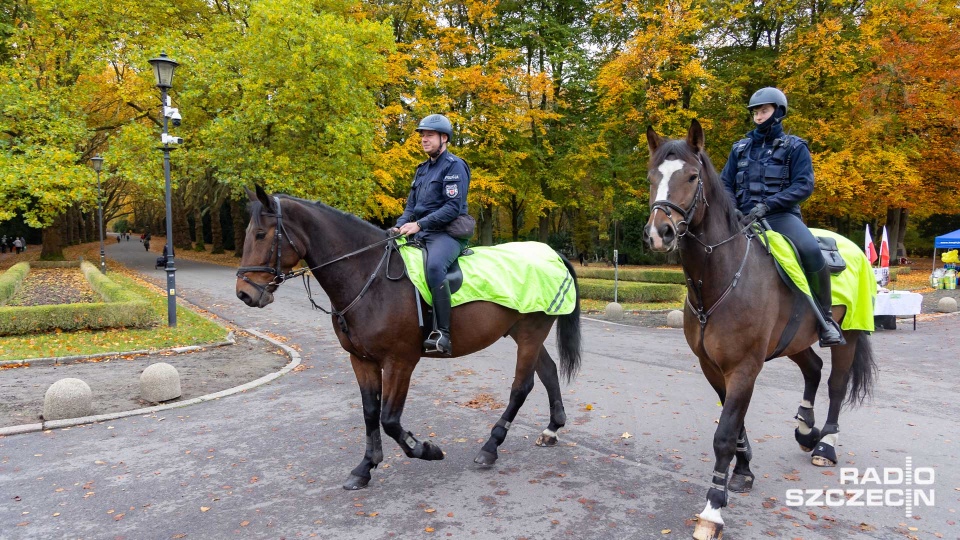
[806,266,846,347]
[424,280,452,356]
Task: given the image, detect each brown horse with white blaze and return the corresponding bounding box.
[642,121,877,540]
[235,186,582,490]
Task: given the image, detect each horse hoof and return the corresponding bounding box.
[421,441,445,461]
[693,516,723,540]
[474,449,497,466]
[342,474,370,490]
[728,473,754,493]
[795,426,821,453]
[535,433,558,447]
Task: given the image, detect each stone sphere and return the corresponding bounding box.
[937,296,958,313]
[43,378,93,421]
[140,362,182,403]
[605,302,624,321]
[666,310,685,328]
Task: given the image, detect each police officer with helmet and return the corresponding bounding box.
[719,87,844,347]
[392,114,471,356]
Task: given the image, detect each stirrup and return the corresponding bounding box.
[423,330,451,354]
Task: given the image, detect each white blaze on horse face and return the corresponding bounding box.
[655,159,685,203]
[648,159,685,249]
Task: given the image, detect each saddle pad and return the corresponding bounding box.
[758,228,876,331]
[397,240,577,315]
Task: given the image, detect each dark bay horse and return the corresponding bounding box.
[642,121,876,540]
[235,186,582,490]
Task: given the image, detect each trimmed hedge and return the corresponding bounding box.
[578,277,685,303]
[0,261,157,336]
[575,266,685,284]
[0,262,30,304]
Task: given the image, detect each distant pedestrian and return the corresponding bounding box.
[13,237,23,254]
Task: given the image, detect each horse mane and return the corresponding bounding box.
[653,138,740,234]
[250,194,385,237]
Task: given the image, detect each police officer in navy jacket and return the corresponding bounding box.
[392,114,471,356]
[720,87,844,347]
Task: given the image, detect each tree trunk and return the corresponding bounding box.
[194,208,206,251]
[210,203,224,254]
[509,195,521,242]
[885,207,904,265]
[40,216,65,260]
[173,195,192,251]
[231,197,247,257]
[479,203,494,246]
[538,212,550,243]
[896,208,908,261]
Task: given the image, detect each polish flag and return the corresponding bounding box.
[879,226,890,268]
[864,224,878,264]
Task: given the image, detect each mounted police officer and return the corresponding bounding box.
[392,114,471,356]
[720,87,845,347]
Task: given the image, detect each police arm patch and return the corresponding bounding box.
[445,183,459,198]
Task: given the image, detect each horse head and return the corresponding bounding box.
[643,119,710,252]
[235,185,306,308]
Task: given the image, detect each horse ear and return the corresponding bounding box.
[687,118,705,151]
[246,186,257,203]
[646,126,663,154]
[254,185,273,211]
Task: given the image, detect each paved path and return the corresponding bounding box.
[1,238,958,539]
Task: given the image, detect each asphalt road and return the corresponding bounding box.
[1,238,958,539]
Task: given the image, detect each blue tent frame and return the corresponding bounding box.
[933,228,960,271]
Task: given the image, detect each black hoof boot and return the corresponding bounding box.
[474,449,497,466]
[343,474,371,490]
[812,440,838,467]
[795,426,822,452]
[728,472,755,493]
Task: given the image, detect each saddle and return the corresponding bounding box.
[403,237,472,295]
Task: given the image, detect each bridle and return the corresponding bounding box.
[649,158,707,242]
[235,196,404,332]
[648,153,759,331]
[236,197,304,297]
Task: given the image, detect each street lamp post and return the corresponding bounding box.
[148,52,179,327]
[90,155,106,274]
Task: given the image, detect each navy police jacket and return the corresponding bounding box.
[396,150,471,232]
[719,123,814,217]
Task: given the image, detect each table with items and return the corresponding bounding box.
[873,291,923,330]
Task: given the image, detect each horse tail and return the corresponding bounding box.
[845,331,878,408]
[556,255,582,383]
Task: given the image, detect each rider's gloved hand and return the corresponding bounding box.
[740,203,768,226]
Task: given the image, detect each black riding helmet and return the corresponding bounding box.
[416,114,454,142]
[747,87,788,115]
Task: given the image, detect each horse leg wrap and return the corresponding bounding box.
[812,423,839,466]
[708,470,729,508]
[736,436,752,462]
[367,432,384,465]
[551,400,567,429]
[794,405,821,451]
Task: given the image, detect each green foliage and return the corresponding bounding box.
[576,267,685,284]
[578,277,685,303]
[0,261,29,303]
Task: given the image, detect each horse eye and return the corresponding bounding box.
[255,231,266,240]
[689,173,698,182]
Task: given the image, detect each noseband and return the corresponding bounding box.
[236,196,304,297]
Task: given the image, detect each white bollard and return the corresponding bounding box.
[140,362,182,403]
[605,302,624,321]
[937,296,957,313]
[43,378,93,421]
[666,310,684,328]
